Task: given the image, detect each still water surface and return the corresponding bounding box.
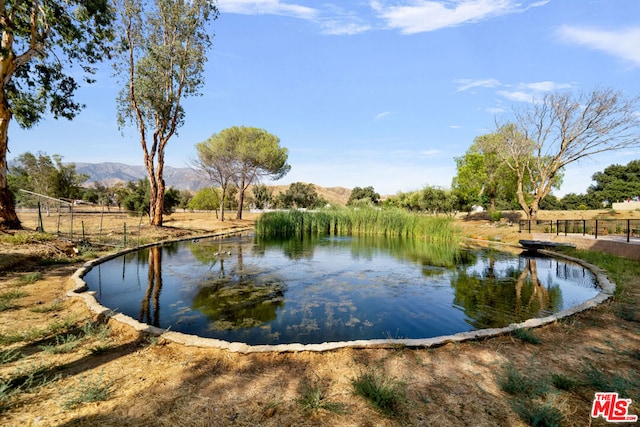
[83,234,599,345]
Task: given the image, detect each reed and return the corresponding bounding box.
[255,208,460,244]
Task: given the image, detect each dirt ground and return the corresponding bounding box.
[0,210,639,426]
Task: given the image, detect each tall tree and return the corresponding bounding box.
[228,126,290,219]
[194,132,236,221]
[490,88,640,219]
[587,160,640,205]
[453,136,518,211]
[115,0,218,226]
[0,0,114,229]
[9,152,88,205]
[347,186,380,206]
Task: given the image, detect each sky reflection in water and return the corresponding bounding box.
[83,234,599,345]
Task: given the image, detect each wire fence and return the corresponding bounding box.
[519,218,640,243]
[16,190,148,248]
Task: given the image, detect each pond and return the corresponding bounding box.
[82,234,599,345]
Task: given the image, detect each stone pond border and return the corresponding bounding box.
[67,231,616,354]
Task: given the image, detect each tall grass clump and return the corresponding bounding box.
[256,207,460,245]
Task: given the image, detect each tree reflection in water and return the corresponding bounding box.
[139,246,162,327]
[452,254,562,329]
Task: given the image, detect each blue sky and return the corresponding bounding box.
[8,0,640,196]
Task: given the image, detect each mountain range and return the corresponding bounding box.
[75,162,352,205]
[75,162,209,192]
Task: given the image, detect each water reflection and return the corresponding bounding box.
[451,255,565,329]
[84,235,598,345]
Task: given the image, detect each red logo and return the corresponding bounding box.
[591,392,638,422]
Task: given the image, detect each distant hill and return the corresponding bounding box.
[75,162,352,205]
[75,162,209,192]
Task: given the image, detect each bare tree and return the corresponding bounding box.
[492,88,640,219]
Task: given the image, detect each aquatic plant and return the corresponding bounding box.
[255,208,460,245]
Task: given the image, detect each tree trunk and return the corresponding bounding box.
[0,100,21,229]
[236,176,245,220]
[151,154,165,226]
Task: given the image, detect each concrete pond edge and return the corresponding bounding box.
[67,231,616,354]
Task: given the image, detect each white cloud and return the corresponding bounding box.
[498,81,573,103]
[218,0,318,19]
[455,78,501,92]
[371,0,548,34]
[374,111,391,121]
[557,26,640,67]
[218,1,371,35]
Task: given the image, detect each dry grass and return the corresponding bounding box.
[0,209,638,426]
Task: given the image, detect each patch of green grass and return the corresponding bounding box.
[0,289,29,302]
[0,232,54,245]
[582,363,640,400]
[512,328,542,345]
[0,289,28,312]
[551,373,580,392]
[17,272,42,285]
[40,333,82,354]
[81,321,111,340]
[563,249,640,299]
[30,301,64,313]
[510,400,564,427]
[62,373,113,409]
[351,370,406,417]
[497,363,548,398]
[296,377,346,414]
[5,363,61,395]
[88,343,115,355]
[0,349,22,365]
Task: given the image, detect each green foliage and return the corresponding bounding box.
[18,272,43,285]
[489,210,502,222]
[275,182,327,209]
[121,179,181,215]
[512,328,541,344]
[386,185,458,215]
[252,184,273,209]
[550,373,580,391]
[347,186,380,206]
[188,187,220,211]
[452,135,520,211]
[256,207,460,244]
[8,152,88,205]
[351,370,406,417]
[582,363,640,400]
[296,377,346,414]
[62,373,113,409]
[510,400,564,427]
[587,160,640,205]
[497,363,549,398]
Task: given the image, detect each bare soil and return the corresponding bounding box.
[0,210,639,426]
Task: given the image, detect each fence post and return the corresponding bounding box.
[627,219,631,243]
[565,220,568,236]
[124,222,127,247]
[556,220,559,236]
[583,219,586,236]
[70,204,74,241]
[36,201,44,232]
[595,220,598,239]
[99,206,104,243]
[56,201,62,236]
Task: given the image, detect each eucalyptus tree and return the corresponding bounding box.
[0,0,114,229]
[115,0,218,226]
[490,88,640,219]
